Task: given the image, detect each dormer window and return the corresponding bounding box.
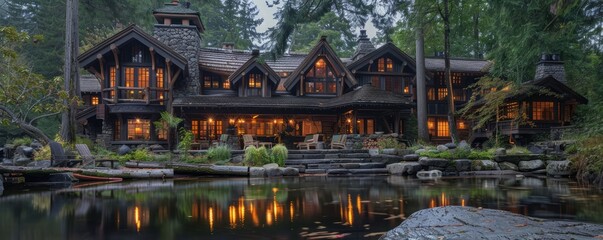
[131,45,143,63]
[305,58,337,95]
[203,72,229,90]
[377,58,394,72]
[246,73,262,96]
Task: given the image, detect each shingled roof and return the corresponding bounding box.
[425,57,492,72]
[173,85,412,110]
[78,25,188,70]
[228,51,280,87]
[80,75,101,93]
[347,42,417,73]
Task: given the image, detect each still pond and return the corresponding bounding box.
[1,176,603,239]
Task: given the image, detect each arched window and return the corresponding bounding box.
[305,58,337,94]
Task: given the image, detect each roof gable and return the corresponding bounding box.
[528,75,587,104]
[347,42,417,73]
[284,37,357,91]
[78,25,188,70]
[228,55,280,87]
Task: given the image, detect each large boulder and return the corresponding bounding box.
[495,148,506,156]
[380,206,603,240]
[281,167,299,176]
[419,158,450,168]
[444,142,457,149]
[118,145,131,155]
[27,160,51,168]
[453,159,472,172]
[546,160,572,177]
[265,167,283,177]
[528,145,545,154]
[387,162,422,176]
[472,160,499,171]
[436,145,449,152]
[14,157,32,166]
[457,140,470,151]
[16,146,35,158]
[148,144,165,152]
[499,162,519,171]
[230,155,243,164]
[249,167,265,177]
[402,154,420,161]
[263,163,279,169]
[518,160,545,172]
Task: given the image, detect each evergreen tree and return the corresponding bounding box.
[290,12,355,57]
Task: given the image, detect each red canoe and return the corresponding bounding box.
[73,173,123,182]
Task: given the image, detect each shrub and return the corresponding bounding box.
[244,146,270,166]
[270,144,288,166]
[418,149,494,160]
[12,137,32,146]
[183,154,209,164]
[131,148,152,161]
[33,144,51,160]
[506,146,531,154]
[207,145,232,161]
[376,137,404,149]
[178,128,195,152]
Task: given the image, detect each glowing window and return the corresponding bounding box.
[109,67,116,98]
[156,68,164,88]
[437,88,448,100]
[427,117,436,136]
[125,67,135,87]
[138,68,149,88]
[91,96,99,105]
[248,74,262,88]
[386,58,393,71]
[427,88,436,101]
[378,58,385,72]
[437,119,449,137]
[532,102,554,120]
[127,119,150,140]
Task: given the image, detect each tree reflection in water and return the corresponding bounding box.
[0,176,602,239]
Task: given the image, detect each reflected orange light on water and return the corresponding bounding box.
[290,201,294,222]
[238,197,245,225]
[356,195,362,215]
[229,205,237,229]
[461,198,466,207]
[208,207,214,233]
[347,194,354,225]
[135,207,141,232]
[266,209,273,226]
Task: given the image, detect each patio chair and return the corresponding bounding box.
[212,134,230,147]
[330,134,347,149]
[50,141,82,167]
[243,134,259,148]
[297,134,320,150]
[75,144,118,168]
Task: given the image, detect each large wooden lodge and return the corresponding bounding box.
[77,0,586,149]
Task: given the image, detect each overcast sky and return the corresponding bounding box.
[253,0,379,40]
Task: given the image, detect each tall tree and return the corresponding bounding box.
[0,26,67,144]
[437,0,458,143]
[60,0,79,144]
[415,0,429,143]
[290,12,355,57]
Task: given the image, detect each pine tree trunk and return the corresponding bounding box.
[60,0,80,144]
[415,0,429,143]
[443,0,458,144]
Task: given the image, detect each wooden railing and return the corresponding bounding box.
[102,87,167,104]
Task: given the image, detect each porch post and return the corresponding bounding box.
[352,110,358,134]
[394,112,400,134]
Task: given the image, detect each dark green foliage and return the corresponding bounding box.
[376,137,405,149]
[419,148,493,160]
[244,146,270,166]
[11,137,32,146]
[290,12,355,57]
[207,145,232,161]
[270,144,288,167]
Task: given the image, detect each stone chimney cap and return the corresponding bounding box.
[320,36,327,41]
[252,49,260,56]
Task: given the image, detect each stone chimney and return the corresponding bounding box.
[153,0,203,95]
[222,42,234,52]
[351,30,376,61]
[251,49,260,57]
[535,53,565,83]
